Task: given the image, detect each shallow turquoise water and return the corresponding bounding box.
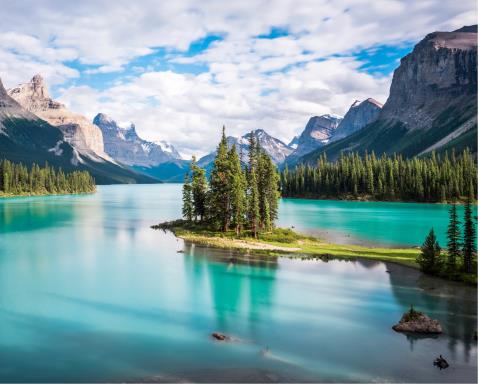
[279,198,469,247]
[0,184,476,382]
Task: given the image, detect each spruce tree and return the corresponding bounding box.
[417,228,442,274]
[208,126,232,231]
[190,156,208,222]
[462,193,476,273]
[229,144,247,235]
[247,131,260,237]
[446,202,461,272]
[182,173,194,222]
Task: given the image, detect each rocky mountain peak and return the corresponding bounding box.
[8,75,106,157]
[94,112,181,166]
[329,98,383,142]
[381,25,477,129]
[93,112,115,127]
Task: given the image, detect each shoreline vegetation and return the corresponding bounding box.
[167,127,476,286]
[281,149,477,204]
[0,159,96,198]
[152,219,420,267]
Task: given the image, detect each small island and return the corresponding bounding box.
[0,159,96,197]
[152,129,476,285]
[152,128,421,268]
[392,306,442,334]
[152,219,420,266]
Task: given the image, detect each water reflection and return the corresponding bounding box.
[183,243,278,332]
[387,263,477,359]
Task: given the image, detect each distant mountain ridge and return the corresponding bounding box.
[0,76,157,184]
[299,25,477,164]
[93,113,181,167]
[285,114,343,165]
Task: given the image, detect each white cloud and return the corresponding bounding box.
[0,0,475,156]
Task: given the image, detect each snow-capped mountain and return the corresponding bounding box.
[93,113,181,167]
[198,128,294,168]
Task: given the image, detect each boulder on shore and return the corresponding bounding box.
[392,307,442,334]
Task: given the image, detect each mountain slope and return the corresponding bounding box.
[94,113,181,167]
[0,78,157,184]
[8,75,108,158]
[198,129,293,169]
[285,114,342,165]
[301,25,477,163]
[330,98,382,142]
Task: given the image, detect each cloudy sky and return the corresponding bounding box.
[0,1,475,157]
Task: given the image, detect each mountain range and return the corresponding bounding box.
[300,25,477,164]
[0,25,475,183]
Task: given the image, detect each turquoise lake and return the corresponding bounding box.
[0,184,476,382]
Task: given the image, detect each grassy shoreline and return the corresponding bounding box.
[152,219,421,268]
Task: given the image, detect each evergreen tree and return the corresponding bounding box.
[208,126,232,231]
[229,145,247,235]
[190,156,208,222]
[182,173,193,222]
[446,202,461,272]
[462,193,476,273]
[417,228,442,274]
[247,131,260,237]
[0,159,95,196]
[280,149,477,203]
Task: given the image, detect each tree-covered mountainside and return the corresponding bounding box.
[0,159,95,196]
[281,149,477,203]
[298,26,477,164]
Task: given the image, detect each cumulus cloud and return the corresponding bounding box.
[0,0,475,156]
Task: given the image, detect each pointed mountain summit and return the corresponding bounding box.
[93,112,181,167]
[197,128,293,169]
[299,25,477,163]
[1,75,157,184]
[286,114,342,164]
[8,75,107,158]
[330,98,382,142]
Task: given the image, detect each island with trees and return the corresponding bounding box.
[0,159,96,197]
[153,128,477,285]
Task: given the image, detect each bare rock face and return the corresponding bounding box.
[8,75,107,157]
[330,98,382,142]
[288,114,342,161]
[0,78,38,124]
[381,26,477,130]
[93,112,181,166]
[392,308,443,334]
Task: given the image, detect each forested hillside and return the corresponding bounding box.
[281,149,477,203]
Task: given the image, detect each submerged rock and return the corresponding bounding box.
[392,306,442,334]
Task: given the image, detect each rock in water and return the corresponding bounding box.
[392,307,442,334]
[433,355,449,369]
[211,332,231,341]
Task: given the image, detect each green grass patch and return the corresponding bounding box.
[152,219,420,268]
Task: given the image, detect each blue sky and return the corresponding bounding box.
[0,0,474,156]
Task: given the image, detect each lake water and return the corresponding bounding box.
[0,184,476,382]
